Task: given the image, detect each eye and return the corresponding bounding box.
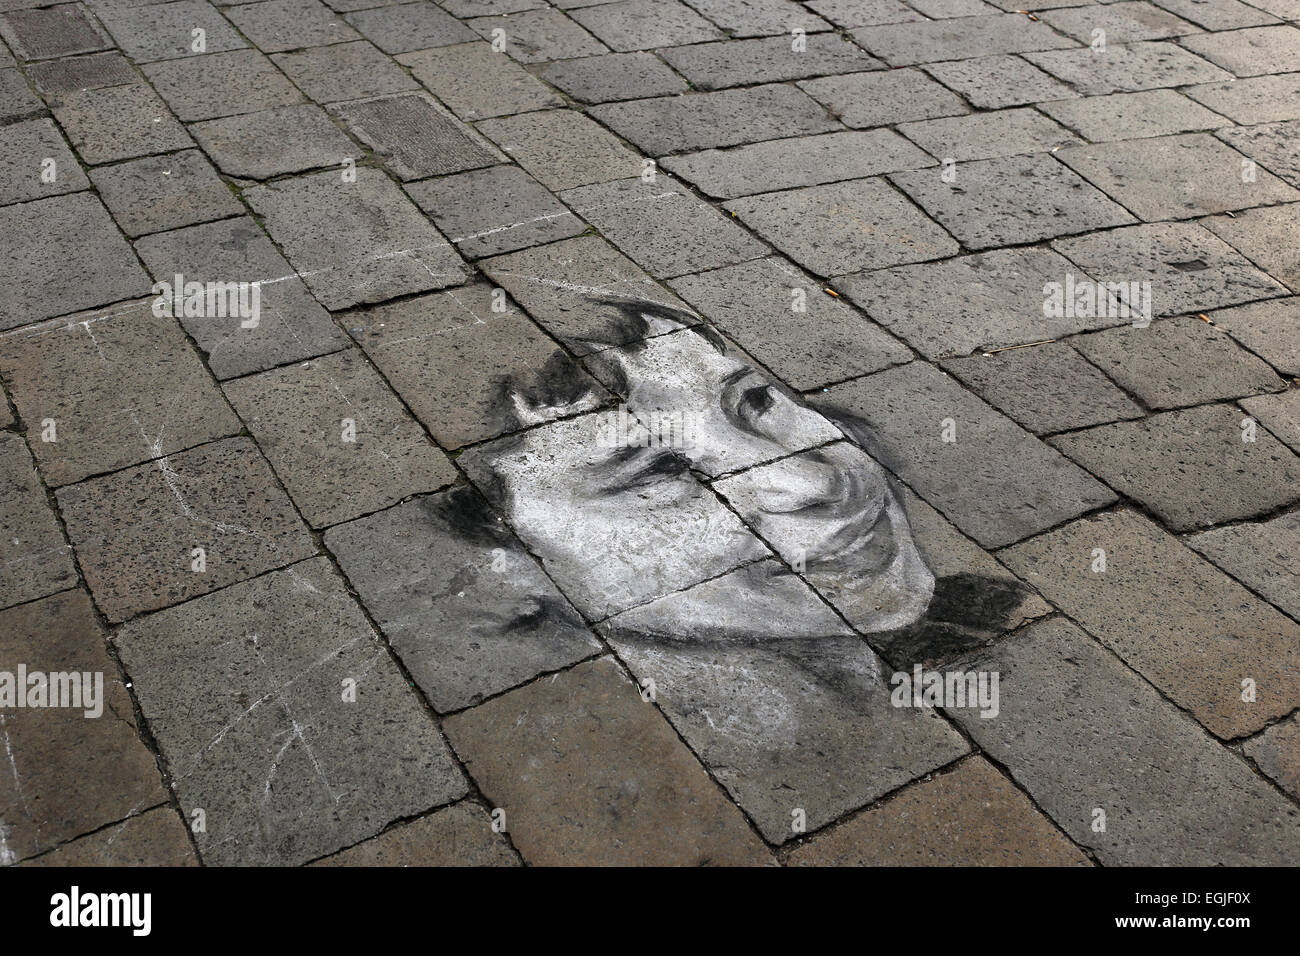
[739,383,775,420]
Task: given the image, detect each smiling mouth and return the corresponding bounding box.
[778,465,900,573]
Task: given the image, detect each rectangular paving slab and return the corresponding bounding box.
[1026,40,1233,94]
[568,0,724,50]
[0,118,88,205]
[0,433,76,610]
[57,436,317,621]
[1186,72,1300,124]
[920,53,1077,109]
[475,108,642,190]
[951,616,1300,865]
[331,92,503,181]
[535,50,688,103]
[851,13,1077,65]
[313,801,518,866]
[657,34,882,90]
[141,49,304,122]
[1209,297,1300,375]
[88,149,243,238]
[897,107,1082,162]
[1039,89,1232,143]
[1187,509,1300,622]
[466,8,609,61]
[799,68,969,128]
[442,656,774,865]
[813,361,1117,548]
[1203,203,1300,292]
[325,487,603,712]
[397,41,563,120]
[271,40,418,103]
[50,82,193,164]
[95,0,246,62]
[115,557,468,866]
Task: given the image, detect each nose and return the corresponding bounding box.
[757,455,843,514]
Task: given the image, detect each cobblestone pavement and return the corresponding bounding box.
[1,0,1299,868]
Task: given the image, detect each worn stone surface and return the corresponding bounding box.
[28,51,137,95]
[1187,508,1300,621]
[89,149,242,237]
[0,590,167,862]
[190,104,356,179]
[1040,1,1200,43]
[839,246,1121,359]
[443,656,774,865]
[1243,714,1300,799]
[726,178,958,276]
[602,561,969,842]
[406,164,587,259]
[245,168,468,310]
[134,217,350,381]
[806,0,924,27]
[1209,297,1300,374]
[224,0,360,53]
[668,256,912,389]
[680,0,832,35]
[57,437,317,621]
[333,92,502,180]
[1203,203,1300,291]
[1150,0,1276,29]
[142,49,303,122]
[952,617,1300,865]
[51,82,192,164]
[1181,24,1300,75]
[1186,72,1300,124]
[568,0,723,51]
[0,118,87,205]
[398,42,563,120]
[788,757,1090,866]
[1040,89,1232,142]
[0,67,48,121]
[26,807,198,866]
[536,50,687,103]
[95,0,246,62]
[658,34,881,90]
[814,361,1117,548]
[313,802,519,866]
[1217,119,1300,189]
[1241,387,1300,455]
[466,8,609,62]
[272,40,418,103]
[921,54,1076,109]
[115,558,467,865]
[0,3,110,60]
[223,350,457,528]
[0,433,76,609]
[0,300,241,487]
[1026,41,1234,94]
[852,13,1076,65]
[476,108,641,190]
[663,130,933,200]
[560,176,767,279]
[892,154,1135,250]
[799,67,968,128]
[1052,404,1300,531]
[898,107,1081,162]
[325,488,602,712]
[343,1,475,53]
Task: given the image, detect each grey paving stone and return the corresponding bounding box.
[326,487,602,711]
[1243,713,1300,800]
[678,0,833,36]
[58,437,317,621]
[1005,509,1300,738]
[1203,203,1300,291]
[480,235,698,354]
[897,107,1081,161]
[51,82,192,163]
[921,54,1077,109]
[851,13,1077,66]
[813,361,1117,548]
[841,246,1126,358]
[891,153,1135,250]
[398,41,563,119]
[0,117,87,204]
[476,108,641,189]
[134,217,350,380]
[332,92,501,180]
[1039,89,1232,142]
[115,557,467,865]
[569,0,722,50]
[224,0,360,52]
[443,0,542,13]
[601,560,969,842]
[589,83,841,155]
[1185,26,1300,75]
[584,326,842,476]
[0,193,151,328]
[1150,0,1278,28]
[0,67,44,120]
[1241,0,1300,15]
[319,0,406,10]
[223,350,456,528]
[96,0,247,62]
[0,299,241,486]
[190,103,355,179]
[1026,40,1233,94]
[406,165,585,258]
[244,167,468,310]
[272,39,418,103]
[0,591,166,861]
[1051,403,1300,530]
[27,805,197,867]
[1053,221,1288,316]
[0,433,76,609]
[799,67,969,127]
[344,0,475,52]
[725,177,958,276]
[1241,386,1300,454]
[1039,0,1201,42]
[663,129,933,199]
[1058,132,1300,220]
[1073,314,1285,408]
[1188,508,1300,626]
[951,616,1300,864]
[0,3,110,59]
[313,801,519,866]
[141,49,302,121]
[908,0,998,14]
[560,176,766,279]
[1218,119,1300,189]
[443,656,772,865]
[343,283,605,446]
[806,0,923,26]
[1209,297,1300,374]
[1185,73,1300,124]
[535,51,687,103]
[466,8,609,62]
[657,33,881,90]
[941,342,1144,434]
[27,50,137,94]
[668,255,912,388]
[89,149,241,237]
[459,412,768,618]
